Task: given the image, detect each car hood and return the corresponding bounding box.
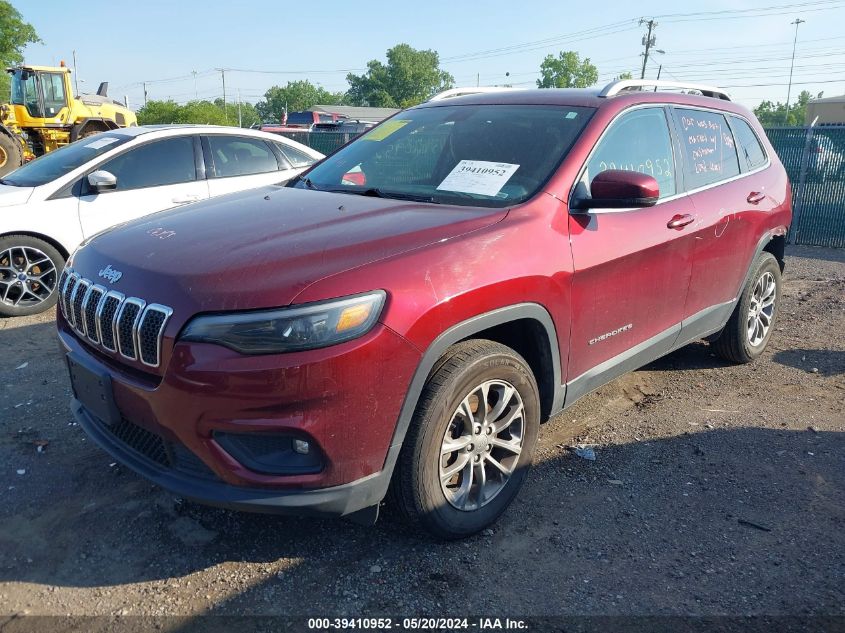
[0,184,35,207]
[70,185,508,317]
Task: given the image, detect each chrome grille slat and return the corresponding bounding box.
[98,291,124,352]
[59,267,171,368]
[58,269,70,319]
[116,297,145,360]
[83,285,106,344]
[64,273,81,327]
[137,304,173,367]
[71,279,91,335]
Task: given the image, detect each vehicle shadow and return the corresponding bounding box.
[1,320,843,617]
[641,341,733,372]
[772,348,845,376]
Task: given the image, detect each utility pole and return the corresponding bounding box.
[784,18,805,125]
[72,50,79,96]
[639,19,657,80]
[237,89,242,127]
[216,68,228,124]
[143,82,147,107]
[192,70,198,100]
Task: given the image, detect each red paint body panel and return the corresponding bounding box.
[590,170,660,201]
[58,314,420,487]
[59,87,792,514]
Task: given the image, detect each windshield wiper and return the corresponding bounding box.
[353,188,440,204]
[296,174,318,189]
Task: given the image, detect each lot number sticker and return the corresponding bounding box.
[437,160,520,197]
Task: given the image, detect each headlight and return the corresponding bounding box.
[180,291,386,354]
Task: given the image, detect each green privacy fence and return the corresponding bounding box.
[764,126,845,248]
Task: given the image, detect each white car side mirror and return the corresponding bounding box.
[88,170,117,193]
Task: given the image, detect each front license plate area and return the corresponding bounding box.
[67,354,121,426]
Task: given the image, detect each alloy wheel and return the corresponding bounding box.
[746,271,776,347]
[0,245,58,309]
[439,379,525,512]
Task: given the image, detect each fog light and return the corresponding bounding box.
[213,432,323,475]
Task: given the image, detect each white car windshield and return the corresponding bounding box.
[0,134,133,187]
[294,104,594,208]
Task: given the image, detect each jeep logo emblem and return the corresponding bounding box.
[98,265,123,284]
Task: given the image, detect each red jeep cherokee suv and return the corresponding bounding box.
[57,80,791,539]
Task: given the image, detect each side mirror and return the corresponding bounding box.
[571,170,659,210]
[87,170,117,193]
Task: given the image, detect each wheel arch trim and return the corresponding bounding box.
[372,303,563,500]
[0,231,70,261]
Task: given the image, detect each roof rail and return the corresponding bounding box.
[599,79,731,101]
[428,86,519,102]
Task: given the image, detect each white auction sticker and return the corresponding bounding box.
[84,137,120,150]
[436,160,520,197]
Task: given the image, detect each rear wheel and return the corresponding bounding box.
[0,133,24,177]
[713,251,781,363]
[390,340,540,539]
[0,235,65,317]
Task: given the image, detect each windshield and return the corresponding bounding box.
[294,104,593,207]
[1,134,133,187]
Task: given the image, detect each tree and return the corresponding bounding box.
[137,99,260,127]
[0,2,41,99]
[536,51,598,89]
[213,98,260,128]
[614,71,633,81]
[255,80,345,123]
[754,90,821,127]
[345,44,454,108]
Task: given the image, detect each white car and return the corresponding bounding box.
[0,125,323,316]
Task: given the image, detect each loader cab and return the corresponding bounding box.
[8,66,70,122]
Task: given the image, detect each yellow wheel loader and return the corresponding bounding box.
[0,63,137,176]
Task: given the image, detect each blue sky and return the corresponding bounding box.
[18,0,845,112]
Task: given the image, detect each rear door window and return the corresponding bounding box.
[729,116,767,171]
[207,136,280,178]
[98,136,197,191]
[672,108,740,189]
[584,107,677,199]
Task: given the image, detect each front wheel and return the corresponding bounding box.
[390,340,540,539]
[713,251,781,363]
[0,133,24,177]
[0,235,65,317]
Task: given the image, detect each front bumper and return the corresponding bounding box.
[72,398,388,517]
[59,312,421,516]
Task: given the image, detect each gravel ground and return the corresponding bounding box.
[0,245,843,620]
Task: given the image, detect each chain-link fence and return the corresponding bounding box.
[765,126,845,248]
[271,131,356,157]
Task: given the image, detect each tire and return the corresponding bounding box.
[390,339,540,539]
[0,235,65,317]
[81,127,105,139]
[713,251,781,364]
[0,133,24,177]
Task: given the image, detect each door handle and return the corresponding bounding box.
[667,213,695,229]
[172,195,201,204]
[747,191,766,205]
